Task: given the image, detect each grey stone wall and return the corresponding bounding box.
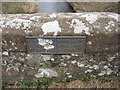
[1,13,119,84]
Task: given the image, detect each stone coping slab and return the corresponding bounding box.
[1,13,119,53]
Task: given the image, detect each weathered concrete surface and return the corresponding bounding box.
[68,2,119,13]
[1,13,119,85]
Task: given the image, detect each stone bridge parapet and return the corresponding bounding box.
[0,13,119,85]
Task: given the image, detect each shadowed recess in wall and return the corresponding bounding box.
[26,36,86,54]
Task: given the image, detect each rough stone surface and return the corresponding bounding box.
[2,28,26,52]
[2,52,26,84]
[1,13,119,84]
[68,2,119,13]
[1,13,119,53]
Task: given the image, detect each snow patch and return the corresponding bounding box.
[35,68,58,78]
[108,14,119,22]
[0,21,5,28]
[81,14,98,24]
[41,20,61,36]
[41,55,51,61]
[77,62,84,68]
[61,55,71,60]
[71,54,79,56]
[87,41,92,45]
[3,51,9,56]
[71,60,77,64]
[70,19,90,35]
[30,16,41,21]
[85,69,93,73]
[38,38,54,50]
[108,56,116,62]
[93,65,99,70]
[51,58,55,61]
[44,44,54,50]
[98,71,106,76]
[49,13,57,18]
[6,18,32,29]
[104,65,109,69]
[105,21,115,32]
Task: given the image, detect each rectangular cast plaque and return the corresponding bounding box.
[26,36,86,54]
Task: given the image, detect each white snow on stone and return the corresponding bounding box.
[35,68,58,78]
[41,20,61,36]
[87,65,99,70]
[0,28,2,32]
[26,54,31,57]
[98,71,106,76]
[68,75,72,78]
[44,44,54,50]
[87,41,92,45]
[108,56,116,62]
[2,61,7,66]
[104,65,109,69]
[41,55,51,61]
[71,19,90,35]
[89,66,93,69]
[61,55,71,60]
[93,65,99,70]
[38,39,47,46]
[30,16,41,21]
[66,73,70,75]
[49,13,57,18]
[38,38,54,50]
[81,14,98,24]
[0,21,5,28]
[108,14,119,22]
[109,21,115,26]
[12,43,15,46]
[98,68,113,76]
[85,69,93,73]
[15,47,18,49]
[105,21,115,31]
[75,54,79,56]
[106,69,113,75]
[2,51,9,56]
[77,62,84,68]
[51,58,55,61]
[71,54,79,57]
[6,18,32,29]
[61,62,67,67]
[71,60,77,64]
[71,54,75,56]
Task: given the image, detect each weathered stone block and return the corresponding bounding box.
[1,13,119,53]
[2,28,26,52]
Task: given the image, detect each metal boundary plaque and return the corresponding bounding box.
[26,36,86,54]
